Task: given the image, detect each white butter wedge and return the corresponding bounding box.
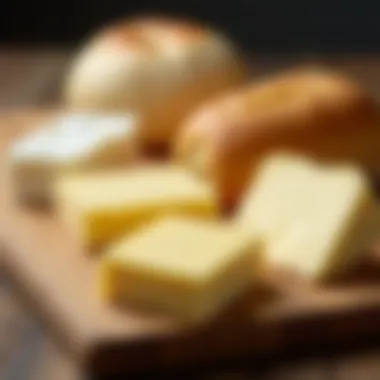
[9,113,138,202]
[237,152,380,280]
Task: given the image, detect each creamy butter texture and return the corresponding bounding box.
[101,216,258,322]
[237,152,380,280]
[55,165,218,249]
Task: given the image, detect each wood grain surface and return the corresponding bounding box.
[3,49,380,379]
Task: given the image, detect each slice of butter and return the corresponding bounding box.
[237,152,380,281]
[101,216,259,322]
[56,164,219,249]
[10,113,137,203]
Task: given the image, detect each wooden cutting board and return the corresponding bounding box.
[3,110,380,377]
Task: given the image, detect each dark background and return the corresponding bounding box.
[1,0,380,52]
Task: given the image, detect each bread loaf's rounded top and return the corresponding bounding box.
[86,15,234,62]
[178,67,379,152]
[64,14,247,146]
[101,17,208,52]
[64,15,244,108]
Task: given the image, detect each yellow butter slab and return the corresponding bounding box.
[237,152,380,280]
[56,164,219,249]
[101,216,259,322]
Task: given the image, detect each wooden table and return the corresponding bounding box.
[3,48,380,380]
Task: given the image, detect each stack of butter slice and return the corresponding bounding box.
[9,112,262,324]
[237,152,380,281]
[55,163,262,322]
[55,164,261,322]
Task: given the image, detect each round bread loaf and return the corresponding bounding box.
[175,67,380,205]
[63,15,247,147]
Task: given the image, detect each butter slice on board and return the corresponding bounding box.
[9,113,137,203]
[101,216,259,322]
[237,152,380,281]
[56,164,218,250]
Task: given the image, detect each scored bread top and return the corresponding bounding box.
[100,16,209,53]
[74,15,242,72]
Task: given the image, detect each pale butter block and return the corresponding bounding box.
[56,164,219,249]
[10,113,137,203]
[237,152,380,280]
[101,216,259,322]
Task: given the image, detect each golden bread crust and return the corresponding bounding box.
[176,68,380,204]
